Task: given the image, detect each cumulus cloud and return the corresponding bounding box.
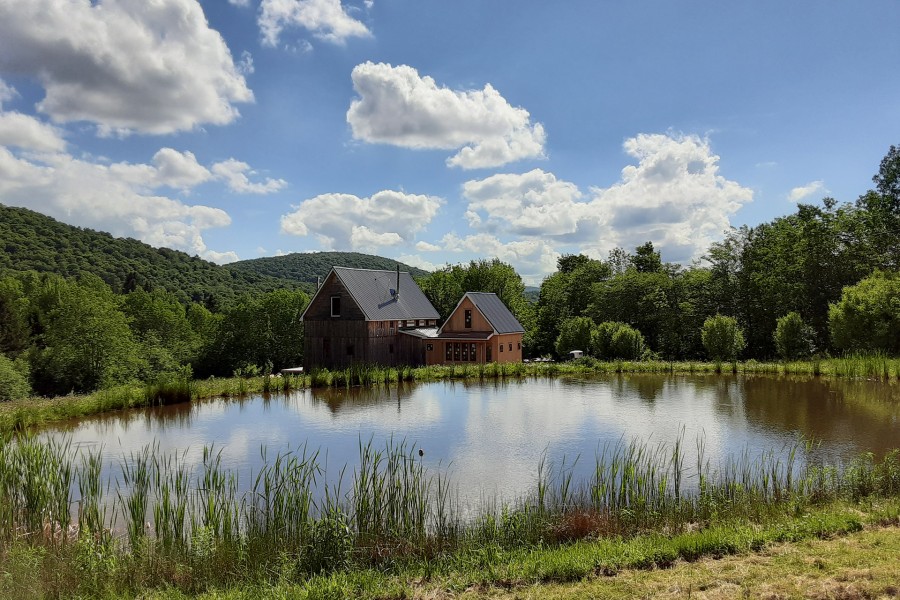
[788,180,826,202]
[280,190,442,251]
[0,111,66,152]
[0,78,15,106]
[347,62,546,169]
[211,159,287,194]
[0,0,253,135]
[259,0,371,47]
[0,145,239,262]
[418,232,560,284]
[458,133,752,266]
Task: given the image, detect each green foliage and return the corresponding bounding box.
[34,275,141,393]
[198,289,310,376]
[701,314,746,361]
[774,312,815,360]
[0,276,30,356]
[0,353,30,401]
[0,204,307,306]
[590,321,646,360]
[230,251,428,284]
[631,241,663,273]
[555,316,594,357]
[829,271,900,354]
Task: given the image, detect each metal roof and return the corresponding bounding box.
[332,267,440,321]
[465,292,525,334]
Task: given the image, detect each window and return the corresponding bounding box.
[346,344,354,356]
[453,342,461,361]
[406,320,415,328]
[428,320,436,326]
[445,343,452,361]
[418,320,425,326]
[464,309,472,328]
[470,343,477,362]
[517,342,521,350]
[499,343,503,353]
[509,343,513,351]
[330,296,341,317]
[426,343,433,352]
[486,346,492,362]
[462,343,468,361]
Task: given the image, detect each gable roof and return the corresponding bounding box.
[439,292,525,335]
[303,266,439,322]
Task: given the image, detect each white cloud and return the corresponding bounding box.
[0,0,253,135]
[347,62,546,169]
[229,0,251,6]
[457,133,752,272]
[237,51,255,76]
[0,146,236,262]
[0,111,66,152]
[259,0,371,47]
[397,254,439,272]
[788,180,825,202]
[422,232,560,284]
[280,190,442,251]
[0,78,16,106]
[211,159,287,194]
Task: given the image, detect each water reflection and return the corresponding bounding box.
[38,375,900,507]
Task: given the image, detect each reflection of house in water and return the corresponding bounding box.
[310,383,418,414]
[302,266,524,370]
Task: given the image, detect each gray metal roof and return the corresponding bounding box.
[332,267,440,321]
[466,292,525,334]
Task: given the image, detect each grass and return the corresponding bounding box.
[2,354,899,435]
[0,431,899,598]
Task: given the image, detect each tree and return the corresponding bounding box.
[555,316,594,357]
[829,271,900,354]
[701,315,746,361]
[37,275,140,393]
[0,276,30,356]
[631,241,663,273]
[0,353,30,401]
[773,312,815,360]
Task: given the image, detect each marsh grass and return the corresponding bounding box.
[1,430,899,598]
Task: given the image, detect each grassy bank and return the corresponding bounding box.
[0,432,898,598]
[2,354,899,434]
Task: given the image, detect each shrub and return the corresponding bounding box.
[774,312,815,360]
[0,353,30,402]
[829,271,900,354]
[591,321,646,360]
[555,316,594,357]
[701,315,746,361]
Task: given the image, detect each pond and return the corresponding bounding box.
[39,374,900,508]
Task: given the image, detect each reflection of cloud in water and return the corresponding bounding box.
[35,375,900,511]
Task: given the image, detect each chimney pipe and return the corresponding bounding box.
[395,264,400,299]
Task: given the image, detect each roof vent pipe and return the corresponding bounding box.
[395,264,400,299]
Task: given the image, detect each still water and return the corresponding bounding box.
[40,375,900,505]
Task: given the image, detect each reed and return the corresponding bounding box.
[0,431,899,595]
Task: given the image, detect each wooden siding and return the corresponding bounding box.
[442,297,492,334]
[304,272,366,321]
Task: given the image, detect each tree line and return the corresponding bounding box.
[418,145,900,363]
[0,271,309,400]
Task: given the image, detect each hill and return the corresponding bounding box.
[228,252,430,284]
[0,204,307,306]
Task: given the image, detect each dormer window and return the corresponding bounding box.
[331,296,341,317]
[464,309,472,328]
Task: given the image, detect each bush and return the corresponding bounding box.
[774,312,815,360]
[591,321,646,360]
[555,317,594,357]
[829,271,900,354]
[0,353,31,402]
[701,315,746,361]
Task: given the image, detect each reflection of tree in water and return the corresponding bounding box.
[608,374,667,402]
[310,383,419,414]
[741,375,900,457]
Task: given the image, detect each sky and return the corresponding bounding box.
[0,0,898,284]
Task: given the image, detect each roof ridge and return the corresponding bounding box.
[333,266,411,274]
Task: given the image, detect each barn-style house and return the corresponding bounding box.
[301,267,524,370]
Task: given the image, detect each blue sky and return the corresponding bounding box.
[0,0,897,284]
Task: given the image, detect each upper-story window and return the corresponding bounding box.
[330,296,341,317]
[464,309,472,328]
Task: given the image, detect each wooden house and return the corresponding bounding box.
[412,292,525,365]
[301,266,440,370]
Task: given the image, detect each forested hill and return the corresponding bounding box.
[229,252,430,284]
[0,204,307,305]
